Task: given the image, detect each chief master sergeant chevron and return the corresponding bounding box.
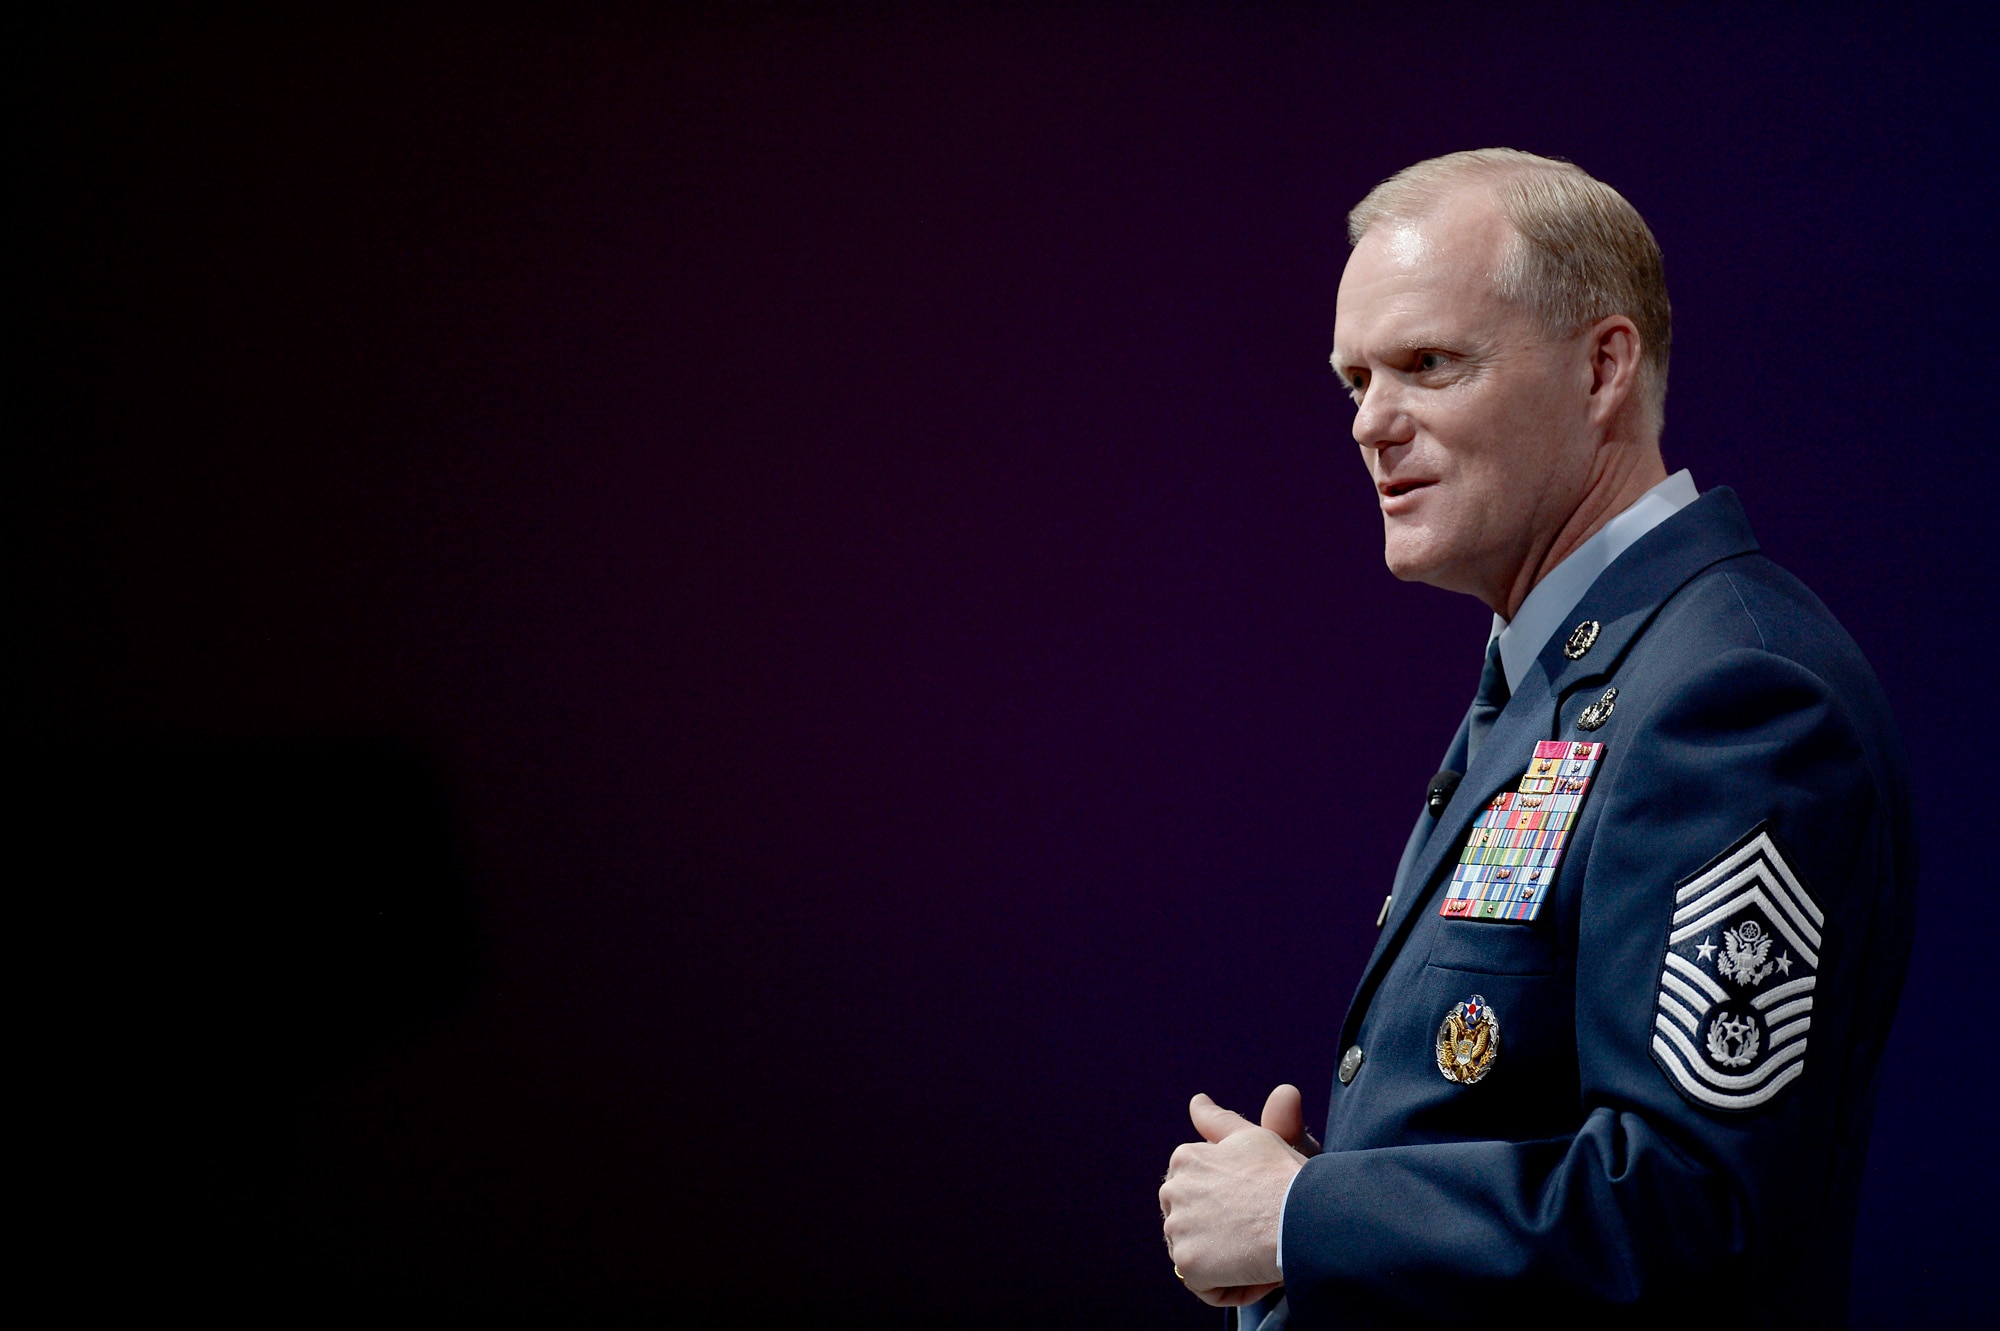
[1157,149,1917,1326]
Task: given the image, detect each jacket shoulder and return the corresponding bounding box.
[1651,555,1905,772]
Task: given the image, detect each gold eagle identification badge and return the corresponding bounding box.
[1437,994,1500,1085]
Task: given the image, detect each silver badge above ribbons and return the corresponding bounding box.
[1576,687,1618,731]
[1563,620,1602,659]
[1651,823,1822,1113]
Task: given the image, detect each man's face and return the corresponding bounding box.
[1331,189,1596,610]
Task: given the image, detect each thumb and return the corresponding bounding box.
[1260,1083,1319,1154]
[1188,1093,1255,1144]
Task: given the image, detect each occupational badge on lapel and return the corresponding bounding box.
[1440,741,1603,923]
[1563,619,1601,659]
[1651,822,1823,1113]
[1436,994,1500,1085]
[1575,687,1617,731]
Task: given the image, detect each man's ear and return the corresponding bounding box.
[1585,315,1643,426]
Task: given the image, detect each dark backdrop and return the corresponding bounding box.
[23,6,1996,1324]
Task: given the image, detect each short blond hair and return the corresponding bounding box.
[1348,148,1672,427]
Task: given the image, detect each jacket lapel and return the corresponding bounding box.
[1345,680,1558,1024]
[1542,487,1759,699]
[1379,707,1472,925]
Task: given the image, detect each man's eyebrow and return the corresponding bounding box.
[1380,333,1458,357]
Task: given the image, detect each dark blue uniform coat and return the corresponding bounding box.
[1273,489,1915,1326]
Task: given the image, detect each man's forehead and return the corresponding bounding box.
[1381,223,1432,268]
[1356,189,1513,281]
[1335,193,1516,347]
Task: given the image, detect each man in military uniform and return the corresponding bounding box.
[1158,150,1916,1325]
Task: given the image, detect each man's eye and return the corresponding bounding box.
[1417,352,1445,372]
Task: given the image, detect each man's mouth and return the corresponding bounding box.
[1380,479,1436,500]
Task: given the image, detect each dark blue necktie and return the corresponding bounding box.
[1466,636,1510,766]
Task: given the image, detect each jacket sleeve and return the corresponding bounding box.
[1280,646,1902,1323]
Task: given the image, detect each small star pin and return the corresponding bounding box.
[1695,937,1716,962]
[1776,951,1793,976]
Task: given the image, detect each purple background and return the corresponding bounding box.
[24,7,1995,1323]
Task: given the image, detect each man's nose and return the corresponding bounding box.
[1352,381,1414,453]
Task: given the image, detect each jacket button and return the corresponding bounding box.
[1338,1045,1365,1084]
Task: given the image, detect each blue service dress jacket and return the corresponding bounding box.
[1268,488,1916,1326]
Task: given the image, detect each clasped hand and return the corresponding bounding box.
[1158,1084,1321,1307]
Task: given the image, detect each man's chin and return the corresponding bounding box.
[1381,540,1445,587]
[1382,541,1482,599]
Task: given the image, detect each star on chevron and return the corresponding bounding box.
[1695,936,1717,963]
[1776,951,1793,976]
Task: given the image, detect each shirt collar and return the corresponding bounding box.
[1489,469,1699,693]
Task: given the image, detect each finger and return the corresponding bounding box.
[1189,1092,1254,1144]
[1197,1282,1283,1308]
[1260,1083,1321,1155]
[1259,1083,1304,1144]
